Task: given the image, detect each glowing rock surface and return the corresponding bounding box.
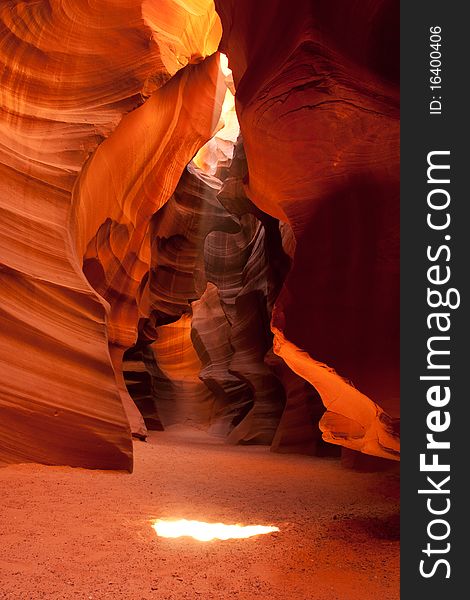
[0,0,223,469]
[0,0,399,468]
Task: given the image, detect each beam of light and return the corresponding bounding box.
[193,52,240,176]
[152,519,279,542]
[219,53,231,77]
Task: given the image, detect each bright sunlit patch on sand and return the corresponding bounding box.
[152,519,279,542]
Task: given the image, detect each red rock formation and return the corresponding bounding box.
[126,149,287,443]
[215,0,400,458]
[0,0,399,468]
[77,53,227,438]
[146,314,215,428]
[0,0,223,469]
[266,349,328,456]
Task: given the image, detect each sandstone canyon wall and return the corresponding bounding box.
[0,0,399,470]
[0,0,223,469]
[215,0,400,459]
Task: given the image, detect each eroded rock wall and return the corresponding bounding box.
[215,0,400,459]
[125,146,289,445]
[0,0,400,468]
[0,0,223,469]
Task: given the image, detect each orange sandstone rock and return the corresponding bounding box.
[215,0,400,458]
[0,0,223,469]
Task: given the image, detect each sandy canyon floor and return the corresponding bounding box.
[0,428,399,600]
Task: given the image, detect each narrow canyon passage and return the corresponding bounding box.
[0,429,399,600]
[0,0,400,470]
[0,2,400,597]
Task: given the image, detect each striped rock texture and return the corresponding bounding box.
[124,146,291,445]
[1,0,399,469]
[0,0,223,469]
[216,0,400,459]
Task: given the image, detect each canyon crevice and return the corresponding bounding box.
[0,0,399,470]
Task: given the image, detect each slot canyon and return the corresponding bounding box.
[0,1,400,599]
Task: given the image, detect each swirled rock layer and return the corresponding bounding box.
[1,0,400,468]
[0,0,222,469]
[215,0,400,459]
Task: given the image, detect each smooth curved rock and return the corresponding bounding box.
[145,314,215,428]
[0,0,223,468]
[128,150,287,443]
[0,0,400,468]
[215,0,400,458]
